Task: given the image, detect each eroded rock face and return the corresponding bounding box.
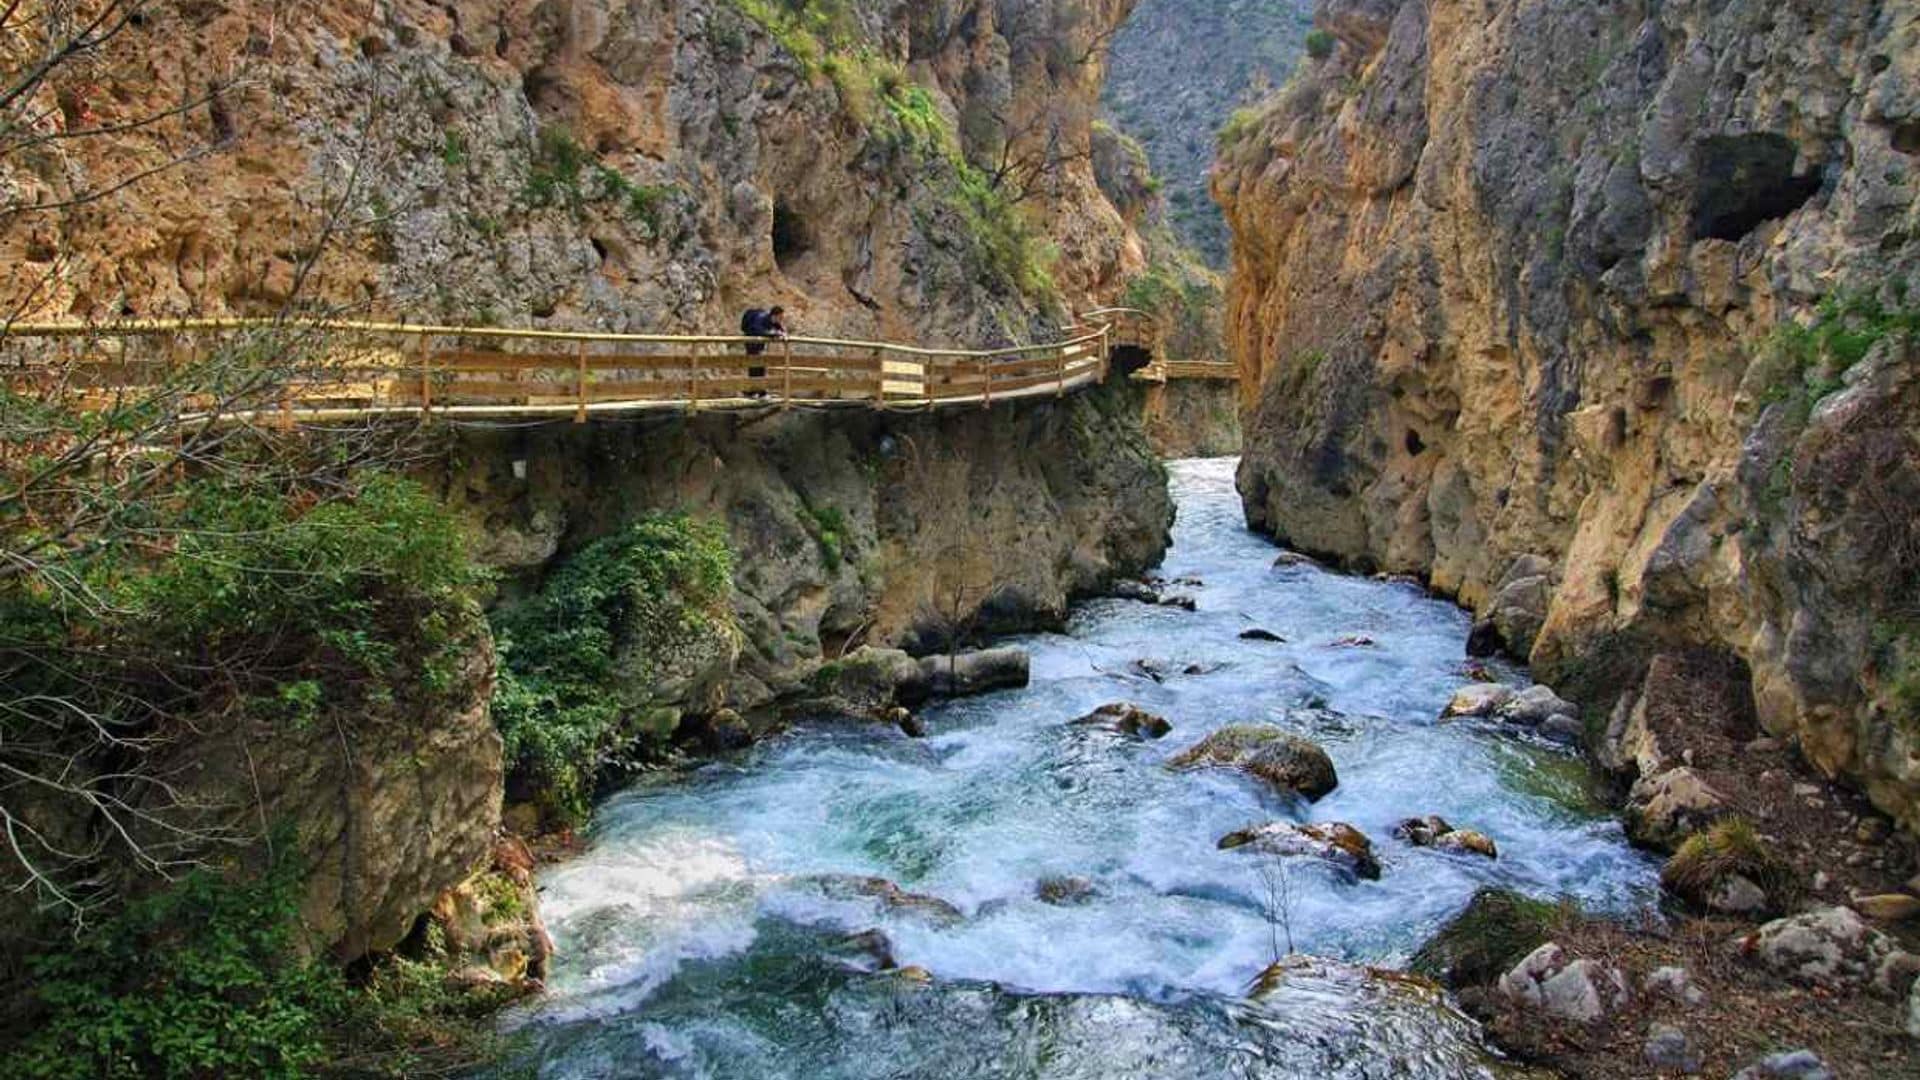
[444,382,1173,713]
[5,0,1150,339]
[1217,0,1920,829]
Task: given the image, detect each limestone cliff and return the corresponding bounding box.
[1217,0,1920,826]
[440,379,1173,713]
[2,0,1146,342]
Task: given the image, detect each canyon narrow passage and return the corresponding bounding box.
[507,458,1656,1076]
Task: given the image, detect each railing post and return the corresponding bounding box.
[574,339,588,423]
[781,337,793,409]
[688,342,700,414]
[416,333,432,423]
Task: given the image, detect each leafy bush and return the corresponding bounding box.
[1,851,517,1079]
[1305,29,1336,61]
[491,515,736,824]
[2,857,344,1079]
[1217,105,1264,148]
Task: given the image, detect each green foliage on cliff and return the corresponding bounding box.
[1305,29,1336,61]
[2,849,518,1079]
[524,126,680,234]
[492,515,737,824]
[2,857,344,1079]
[1123,258,1226,362]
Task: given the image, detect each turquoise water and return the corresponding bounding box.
[506,458,1655,1077]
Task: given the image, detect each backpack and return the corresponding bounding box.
[740,308,767,335]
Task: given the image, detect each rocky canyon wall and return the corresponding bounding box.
[441,379,1172,711]
[1217,0,1920,826]
[2,0,1145,342]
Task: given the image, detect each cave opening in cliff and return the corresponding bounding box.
[1689,133,1822,243]
[772,201,814,271]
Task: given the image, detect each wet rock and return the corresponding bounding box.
[1736,906,1904,990]
[1410,889,1558,989]
[1159,594,1199,612]
[827,928,897,973]
[1218,821,1381,881]
[1168,726,1338,801]
[1461,660,1496,682]
[917,648,1030,698]
[1643,965,1706,1006]
[1465,619,1504,659]
[1181,662,1224,676]
[808,875,964,927]
[1130,658,1172,682]
[1441,683,1514,719]
[1070,703,1172,740]
[1035,876,1100,905]
[1730,1050,1835,1080]
[1109,579,1162,604]
[815,647,928,709]
[1538,715,1584,746]
[1239,628,1285,642]
[684,707,754,752]
[1393,816,1497,859]
[1498,942,1631,1023]
[1329,634,1376,648]
[1643,1022,1701,1074]
[1494,684,1577,727]
[427,836,553,995]
[887,707,926,738]
[1854,893,1920,922]
[1272,551,1319,569]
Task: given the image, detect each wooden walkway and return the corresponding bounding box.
[0,308,1236,424]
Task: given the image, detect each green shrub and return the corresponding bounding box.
[491,515,736,824]
[1217,105,1264,148]
[2,857,344,1079]
[1305,29,1336,61]
[1661,817,1795,910]
[1,850,517,1079]
[523,126,589,209]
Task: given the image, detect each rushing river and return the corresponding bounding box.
[508,458,1658,1077]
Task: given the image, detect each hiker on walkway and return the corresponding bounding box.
[740,306,787,398]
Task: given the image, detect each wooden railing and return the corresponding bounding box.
[0,307,1206,423]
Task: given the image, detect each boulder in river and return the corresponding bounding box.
[1239,628,1285,642]
[1218,821,1381,881]
[1070,703,1172,739]
[1440,683,1514,719]
[1393,816,1498,859]
[1495,684,1578,727]
[1035,875,1100,905]
[917,647,1030,698]
[1109,579,1162,604]
[807,875,965,927]
[1168,726,1338,801]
